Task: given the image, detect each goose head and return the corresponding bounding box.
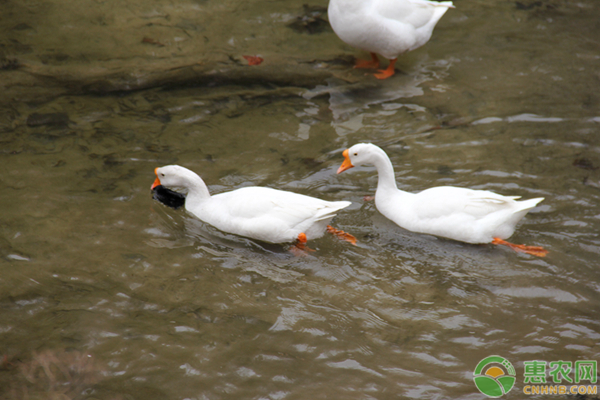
[150,164,199,190]
[151,165,211,200]
[337,143,382,173]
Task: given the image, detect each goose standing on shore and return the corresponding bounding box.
[337,143,548,256]
[328,0,454,79]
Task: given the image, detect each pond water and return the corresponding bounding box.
[1,0,600,399]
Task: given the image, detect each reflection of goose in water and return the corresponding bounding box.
[337,143,548,256]
[302,65,452,137]
[328,0,454,79]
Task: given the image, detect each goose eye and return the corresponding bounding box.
[353,152,358,156]
[160,173,165,177]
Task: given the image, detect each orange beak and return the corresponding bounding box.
[337,149,354,174]
[151,167,161,190]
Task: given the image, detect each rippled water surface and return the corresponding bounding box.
[1,0,600,399]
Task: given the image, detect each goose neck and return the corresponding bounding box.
[372,151,398,192]
[185,175,211,202]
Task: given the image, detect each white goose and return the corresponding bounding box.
[328,0,454,79]
[337,143,548,256]
[151,165,354,247]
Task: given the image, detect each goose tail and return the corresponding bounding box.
[516,197,544,213]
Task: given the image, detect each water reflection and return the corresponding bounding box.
[303,56,456,137]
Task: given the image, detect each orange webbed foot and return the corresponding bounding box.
[327,225,357,245]
[354,52,380,69]
[492,238,548,257]
[373,58,397,80]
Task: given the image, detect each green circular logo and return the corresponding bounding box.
[473,356,516,398]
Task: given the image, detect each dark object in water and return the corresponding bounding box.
[573,157,598,170]
[515,1,542,10]
[287,4,330,34]
[0,57,20,70]
[26,112,70,128]
[152,185,186,209]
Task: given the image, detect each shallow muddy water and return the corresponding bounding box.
[1,0,600,399]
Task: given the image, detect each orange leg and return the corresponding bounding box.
[354,52,380,69]
[374,58,397,80]
[327,225,357,245]
[290,232,315,255]
[296,233,309,250]
[492,238,548,257]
